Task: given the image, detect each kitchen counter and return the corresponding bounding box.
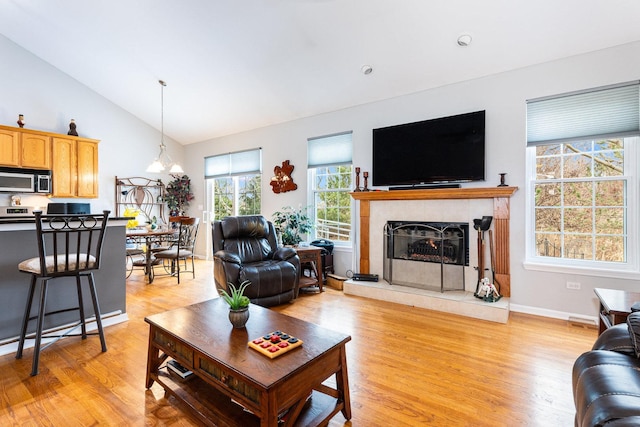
[0,216,129,347]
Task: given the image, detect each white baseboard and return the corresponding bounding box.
[509,303,597,326]
[0,311,129,357]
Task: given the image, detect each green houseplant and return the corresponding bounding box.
[272,206,313,246]
[219,281,251,328]
[164,174,194,216]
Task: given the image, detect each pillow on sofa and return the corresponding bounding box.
[626,312,640,358]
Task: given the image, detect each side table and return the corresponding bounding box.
[594,288,640,335]
[294,246,323,292]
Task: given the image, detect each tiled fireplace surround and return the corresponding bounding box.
[346,187,518,323]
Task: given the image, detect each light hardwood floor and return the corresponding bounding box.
[0,259,596,426]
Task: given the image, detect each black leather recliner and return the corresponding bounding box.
[212,215,300,307]
[573,314,640,427]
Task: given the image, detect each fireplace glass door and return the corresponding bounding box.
[384,221,467,292]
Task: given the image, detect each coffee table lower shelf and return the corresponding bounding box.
[154,370,343,427]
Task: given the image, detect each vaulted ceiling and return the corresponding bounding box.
[1,0,640,145]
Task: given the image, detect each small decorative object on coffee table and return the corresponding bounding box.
[219,280,251,328]
[249,330,304,359]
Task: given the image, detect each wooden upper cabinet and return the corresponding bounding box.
[21,132,51,169]
[77,139,99,198]
[0,128,21,167]
[0,125,99,198]
[52,137,77,198]
[52,137,99,198]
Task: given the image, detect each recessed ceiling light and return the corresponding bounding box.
[457,34,472,47]
[361,65,373,75]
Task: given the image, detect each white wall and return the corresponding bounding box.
[0,34,182,212]
[4,30,639,320]
[185,40,640,320]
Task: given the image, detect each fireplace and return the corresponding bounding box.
[384,221,468,292]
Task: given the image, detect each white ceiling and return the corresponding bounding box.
[1,0,640,145]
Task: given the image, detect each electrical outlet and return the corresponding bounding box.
[566,281,581,290]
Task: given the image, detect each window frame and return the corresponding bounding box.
[307,131,354,248]
[524,137,639,279]
[204,148,262,221]
[308,164,354,246]
[208,173,262,219]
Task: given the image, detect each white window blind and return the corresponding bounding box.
[526,81,640,146]
[308,131,353,167]
[205,148,262,178]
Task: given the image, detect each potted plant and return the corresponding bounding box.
[272,206,313,246]
[219,280,251,328]
[164,174,194,216]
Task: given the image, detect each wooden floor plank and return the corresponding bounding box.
[0,259,595,426]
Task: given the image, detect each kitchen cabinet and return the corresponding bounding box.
[0,127,20,166]
[77,139,99,198]
[21,131,51,169]
[52,137,99,198]
[52,137,76,197]
[0,124,98,197]
[0,126,51,169]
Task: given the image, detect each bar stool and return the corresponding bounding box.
[15,210,110,376]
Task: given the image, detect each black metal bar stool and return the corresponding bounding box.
[15,210,110,376]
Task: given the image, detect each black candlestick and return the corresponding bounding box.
[498,173,507,187]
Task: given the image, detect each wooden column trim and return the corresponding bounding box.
[350,187,518,297]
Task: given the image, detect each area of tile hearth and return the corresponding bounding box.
[343,279,509,323]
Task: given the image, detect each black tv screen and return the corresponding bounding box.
[372,110,485,187]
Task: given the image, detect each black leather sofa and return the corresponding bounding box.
[573,313,640,427]
[212,215,300,307]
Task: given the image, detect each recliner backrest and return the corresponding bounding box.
[218,216,276,263]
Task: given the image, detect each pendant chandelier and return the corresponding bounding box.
[146,80,184,174]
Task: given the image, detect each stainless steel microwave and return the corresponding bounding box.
[0,167,52,193]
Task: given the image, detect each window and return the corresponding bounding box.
[308,132,353,244]
[205,149,262,219]
[526,82,639,273]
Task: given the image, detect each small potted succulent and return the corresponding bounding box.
[219,280,251,328]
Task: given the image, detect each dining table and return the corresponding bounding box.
[126,228,177,283]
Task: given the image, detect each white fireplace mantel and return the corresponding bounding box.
[351,186,518,296]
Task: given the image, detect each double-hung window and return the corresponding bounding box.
[307,132,353,244]
[526,81,639,275]
[205,149,262,219]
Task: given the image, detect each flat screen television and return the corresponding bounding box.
[372,110,485,188]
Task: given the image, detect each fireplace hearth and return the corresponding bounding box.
[384,221,468,292]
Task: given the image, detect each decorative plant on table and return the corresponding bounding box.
[272,206,313,246]
[123,207,141,229]
[164,174,194,216]
[219,280,252,328]
[123,207,157,230]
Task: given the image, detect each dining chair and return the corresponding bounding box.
[16,210,110,376]
[152,217,199,284]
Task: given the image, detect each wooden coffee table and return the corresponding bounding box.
[595,288,640,335]
[145,298,351,426]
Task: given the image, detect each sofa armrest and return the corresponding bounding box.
[592,323,636,357]
[213,250,242,265]
[273,246,297,261]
